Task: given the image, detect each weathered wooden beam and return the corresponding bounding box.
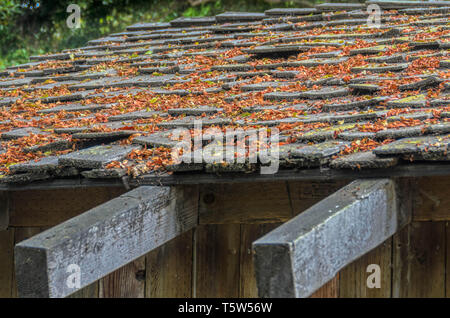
[14,185,198,298]
[0,229,14,297]
[0,177,128,191]
[252,178,412,298]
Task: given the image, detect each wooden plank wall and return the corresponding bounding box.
[1,176,449,298]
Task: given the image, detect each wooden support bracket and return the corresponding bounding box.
[14,185,198,298]
[252,178,413,298]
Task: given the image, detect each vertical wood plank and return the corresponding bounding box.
[239,223,281,298]
[339,238,392,298]
[0,229,14,298]
[195,224,240,298]
[99,256,146,298]
[146,230,193,298]
[12,227,45,298]
[69,282,99,298]
[310,274,339,298]
[393,222,446,297]
[9,187,127,227]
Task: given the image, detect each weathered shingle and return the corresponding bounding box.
[0,1,449,184]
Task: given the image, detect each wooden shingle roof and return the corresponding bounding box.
[0,1,449,187]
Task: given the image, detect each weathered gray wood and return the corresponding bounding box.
[136,163,450,186]
[0,164,450,191]
[0,192,8,230]
[252,179,412,298]
[14,185,198,298]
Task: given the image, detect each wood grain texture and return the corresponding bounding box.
[195,224,241,297]
[99,256,146,298]
[447,222,450,298]
[10,187,125,297]
[9,186,127,227]
[253,179,409,298]
[414,176,450,221]
[68,283,99,298]
[146,230,193,298]
[199,182,291,224]
[5,177,446,299]
[12,227,98,298]
[0,229,14,297]
[0,192,9,230]
[137,163,450,186]
[393,222,446,297]
[339,238,392,298]
[288,180,350,216]
[310,275,339,298]
[239,223,280,298]
[12,227,45,298]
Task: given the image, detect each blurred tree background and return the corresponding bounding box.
[0,0,365,69]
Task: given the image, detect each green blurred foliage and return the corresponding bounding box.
[0,0,363,69]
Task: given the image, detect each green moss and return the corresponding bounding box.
[398,94,426,102]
